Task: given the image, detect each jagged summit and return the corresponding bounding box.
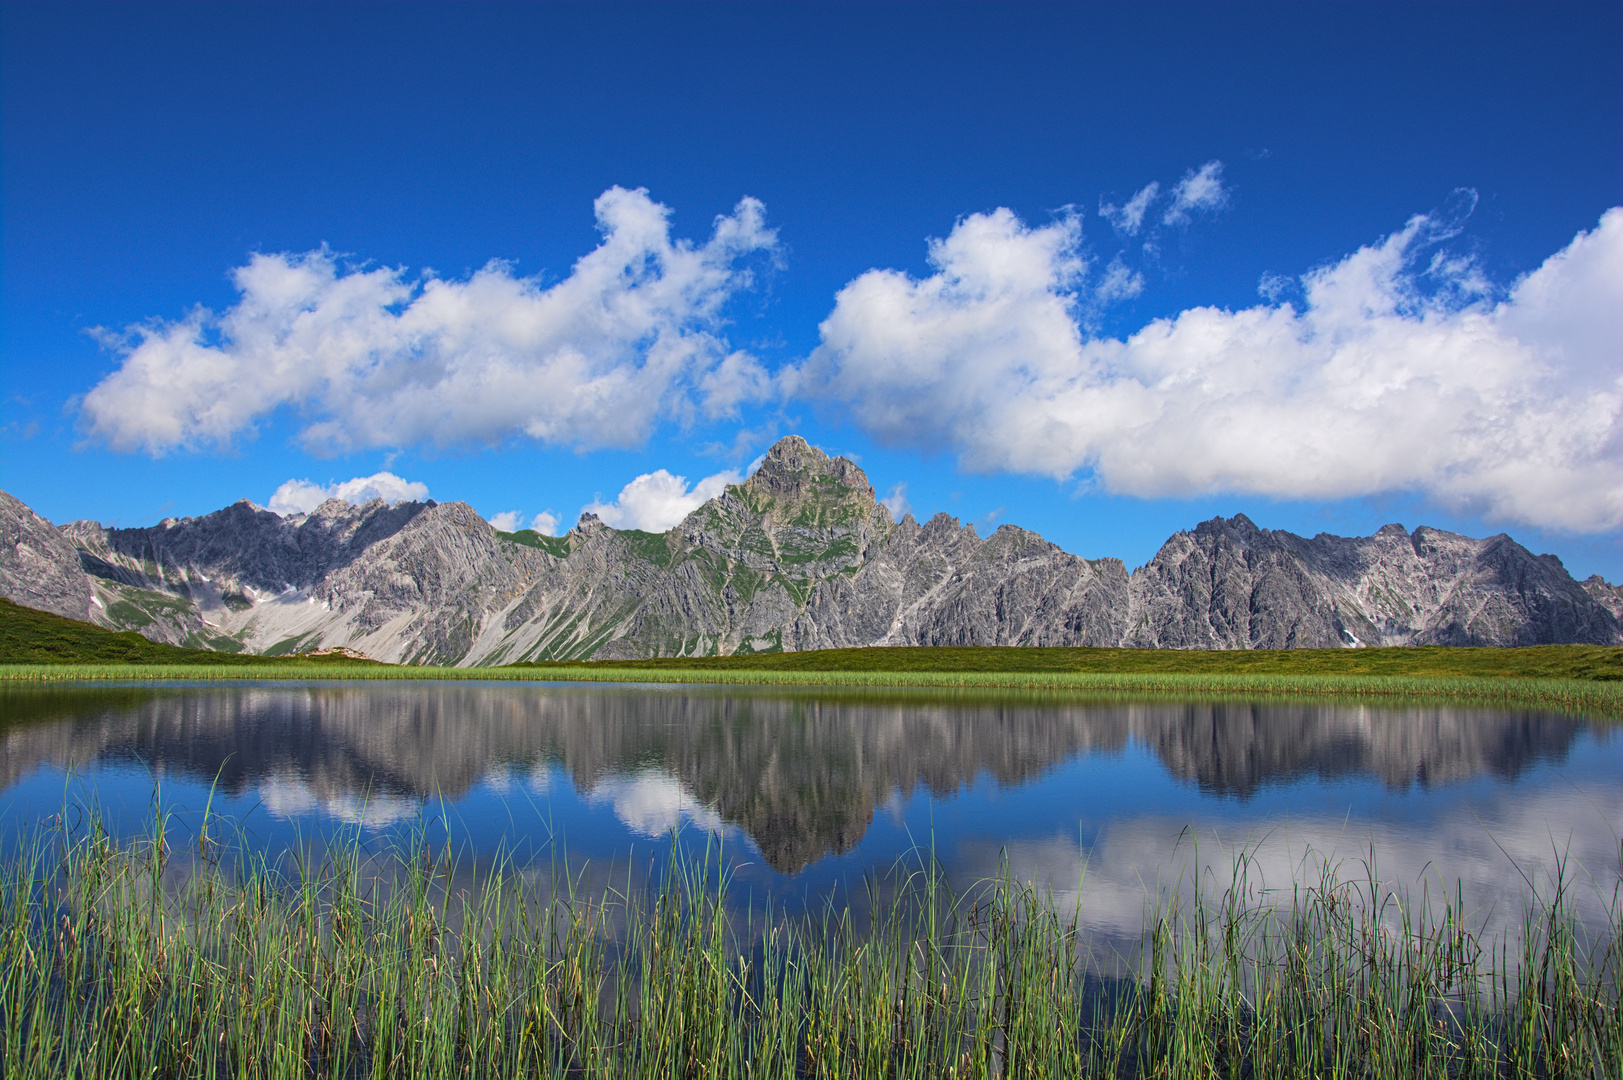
[722,436,886,537]
[745,436,875,500]
[734,437,879,526]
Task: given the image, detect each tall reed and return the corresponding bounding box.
[0,810,1617,1078]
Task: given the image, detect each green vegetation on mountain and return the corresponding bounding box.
[0,597,380,668]
[494,528,570,558]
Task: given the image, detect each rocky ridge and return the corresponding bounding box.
[2,435,1619,662]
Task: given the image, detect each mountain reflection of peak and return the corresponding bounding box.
[0,685,1592,873]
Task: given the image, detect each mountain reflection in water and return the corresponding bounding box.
[0,682,1611,878]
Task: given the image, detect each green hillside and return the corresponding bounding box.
[0,597,380,667]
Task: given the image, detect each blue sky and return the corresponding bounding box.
[3,1,1620,580]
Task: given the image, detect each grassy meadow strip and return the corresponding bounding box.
[0,813,1617,1079]
[1,661,1620,715]
[516,643,1623,681]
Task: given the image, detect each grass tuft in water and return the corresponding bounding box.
[0,813,1617,1078]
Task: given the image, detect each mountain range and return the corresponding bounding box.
[3,436,1620,664]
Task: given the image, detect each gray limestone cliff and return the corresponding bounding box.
[1583,575,1623,622]
[1124,515,1619,649]
[2,435,1619,661]
[0,491,94,622]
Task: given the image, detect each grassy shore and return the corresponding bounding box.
[3,662,1622,716]
[1,814,1616,1079]
[520,642,1623,682]
[5,596,1621,714]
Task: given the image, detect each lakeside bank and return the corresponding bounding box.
[3,663,1621,717]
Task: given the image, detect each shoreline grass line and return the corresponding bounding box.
[1,662,1620,716]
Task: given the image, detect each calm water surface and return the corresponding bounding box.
[2,681,1618,949]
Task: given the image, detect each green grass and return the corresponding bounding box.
[3,663,1619,716]
[517,642,1623,682]
[0,811,1616,1078]
[0,597,384,669]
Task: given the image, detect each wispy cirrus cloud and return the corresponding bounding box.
[1098,160,1229,236]
[1099,181,1160,236]
[1161,160,1228,225]
[80,187,778,456]
[797,202,1623,533]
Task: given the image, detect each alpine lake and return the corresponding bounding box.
[6,677,1623,1077]
[3,679,1618,957]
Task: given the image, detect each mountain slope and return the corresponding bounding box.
[1124,515,1619,649]
[0,596,383,667]
[3,436,1618,662]
[0,491,94,622]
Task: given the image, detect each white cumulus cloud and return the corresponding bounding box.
[799,205,1623,533]
[80,187,777,455]
[583,467,742,532]
[267,471,430,516]
[587,770,726,839]
[487,510,564,534]
[489,509,563,534]
[1093,255,1145,304]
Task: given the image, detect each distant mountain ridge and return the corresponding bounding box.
[3,436,1619,664]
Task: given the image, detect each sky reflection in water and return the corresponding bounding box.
[1,681,1617,951]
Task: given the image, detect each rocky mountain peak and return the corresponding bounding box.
[1191,513,1264,544]
[921,511,962,535]
[745,436,876,503]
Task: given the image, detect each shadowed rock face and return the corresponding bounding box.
[63,496,430,597]
[0,684,1589,873]
[0,491,92,622]
[2,436,1618,661]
